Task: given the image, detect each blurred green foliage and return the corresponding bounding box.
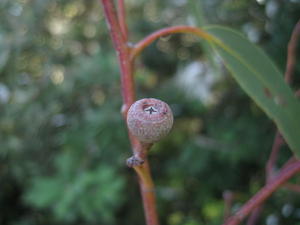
[0,0,300,225]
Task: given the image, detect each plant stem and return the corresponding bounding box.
[223,159,300,225]
[246,205,263,225]
[117,0,128,41]
[223,190,235,221]
[266,131,284,181]
[100,1,160,225]
[284,183,300,193]
[285,19,300,84]
[246,131,282,225]
[134,162,160,225]
[131,26,213,60]
[100,0,134,110]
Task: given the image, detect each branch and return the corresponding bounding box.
[100,1,160,225]
[131,25,214,60]
[246,154,297,225]
[296,89,300,97]
[246,205,263,225]
[223,159,300,225]
[223,190,235,221]
[285,19,300,84]
[117,0,128,41]
[100,0,134,112]
[266,131,284,181]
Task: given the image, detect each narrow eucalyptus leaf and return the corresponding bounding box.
[204,25,300,156]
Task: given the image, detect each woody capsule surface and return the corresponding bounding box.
[126,98,174,143]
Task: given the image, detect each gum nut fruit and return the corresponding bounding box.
[127,98,174,143]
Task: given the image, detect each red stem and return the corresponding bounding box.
[223,190,234,221]
[223,160,300,225]
[100,0,135,111]
[100,1,160,225]
[131,25,212,60]
[246,154,296,225]
[296,89,300,97]
[134,162,159,225]
[266,131,284,182]
[246,206,263,225]
[117,0,128,41]
[285,19,300,84]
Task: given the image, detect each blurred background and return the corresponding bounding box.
[0,0,300,225]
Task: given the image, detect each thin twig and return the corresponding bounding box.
[266,131,284,182]
[223,190,235,221]
[285,19,300,84]
[131,26,213,60]
[100,0,134,110]
[223,159,300,225]
[246,132,283,225]
[100,1,160,225]
[133,161,159,225]
[247,132,283,225]
[246,205,263,225]
[117,0,128,41]
[246,154,297,225]
[281,157,298,171]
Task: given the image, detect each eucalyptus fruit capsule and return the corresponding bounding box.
[127,98,173,143]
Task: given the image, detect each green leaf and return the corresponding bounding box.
[204,25,300,156]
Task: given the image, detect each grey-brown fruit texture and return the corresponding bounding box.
[127,98,174,143]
